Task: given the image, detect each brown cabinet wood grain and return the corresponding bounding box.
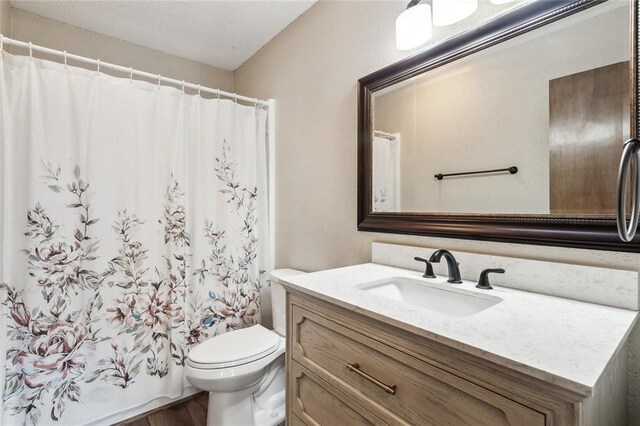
[285,290,611,426]
[289,361,385,425]
[291,305,544,426]
[289,414,306,426]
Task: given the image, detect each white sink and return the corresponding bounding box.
[357,277,502,317]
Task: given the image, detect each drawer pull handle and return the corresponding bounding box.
[346,362,397,395]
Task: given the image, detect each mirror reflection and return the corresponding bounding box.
[372,1,630,215]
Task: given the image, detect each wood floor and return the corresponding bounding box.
[119,393,208,426]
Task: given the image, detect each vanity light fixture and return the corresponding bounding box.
[396,0,433,50]
[433,0,478,27]
[395,0,520,51]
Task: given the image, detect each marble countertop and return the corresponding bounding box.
[280,263,638,396]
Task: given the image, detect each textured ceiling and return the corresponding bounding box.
[9,0,317,71]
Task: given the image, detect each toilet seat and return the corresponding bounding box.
[187,325,281,370]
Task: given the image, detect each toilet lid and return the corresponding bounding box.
[187,324,280,368]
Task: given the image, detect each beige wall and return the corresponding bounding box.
[234,1,640,421]
[0,0,11,36]
[8,8,233,92]
[374,4,628,214]
[235,0,427,270]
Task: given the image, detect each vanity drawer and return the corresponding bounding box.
[289,361,386,425]
[289,414,306,426]
[291,304,545,426]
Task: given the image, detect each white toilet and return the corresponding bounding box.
[185,269,304,426]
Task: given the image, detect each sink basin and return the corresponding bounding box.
[357,277,502,317]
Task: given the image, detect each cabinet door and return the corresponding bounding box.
[289,361,387,426]
[289,414,307,426]
[292,304,546,426]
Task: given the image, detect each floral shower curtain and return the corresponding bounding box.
[0,51,271,425]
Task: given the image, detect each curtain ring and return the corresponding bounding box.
[29,42,33,59]
[129,67,133,82]
[63,50,67,68]
[233,93,238,104]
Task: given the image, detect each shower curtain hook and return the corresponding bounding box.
[197,84,201,97]
[0,35,4,52]
[158,74,161,89]
[129,67,133,82]
[182,80,185,94]
[216,89,220,100]
[253,98,258,108]
[29,42,33,59]
[63,50,67,68]
[233,93,238,104]
[97,59,101,75]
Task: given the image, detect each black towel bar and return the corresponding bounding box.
[434,166,518,180]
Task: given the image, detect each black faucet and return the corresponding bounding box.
[414,257,436,278]
[428,249,462,283]
[476,268,504,290]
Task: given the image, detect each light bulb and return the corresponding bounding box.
[395,3,433,51]
[433,0,478,27]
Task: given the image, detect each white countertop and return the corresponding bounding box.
[280,263,638,396]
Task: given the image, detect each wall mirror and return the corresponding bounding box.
[358,0,640,252]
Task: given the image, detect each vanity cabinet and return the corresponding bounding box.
[286,290,618,426]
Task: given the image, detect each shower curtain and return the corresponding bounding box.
[0,51,271,425]
[372,134,401,212]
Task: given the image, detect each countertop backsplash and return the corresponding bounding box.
[372,242,639,311]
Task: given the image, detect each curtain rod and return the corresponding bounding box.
[0,34,269,107]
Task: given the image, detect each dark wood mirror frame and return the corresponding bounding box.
[358,0,640,252]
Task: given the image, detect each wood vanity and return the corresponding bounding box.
[282,264,635,426]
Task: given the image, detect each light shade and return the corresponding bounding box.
[433,0,478,27]
[395,3,432,50]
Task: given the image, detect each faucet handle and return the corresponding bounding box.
[414,257,436,279]
[476,268,504,290]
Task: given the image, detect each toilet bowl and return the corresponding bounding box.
[185,269,305,426]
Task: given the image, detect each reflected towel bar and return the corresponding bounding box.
[434,166,518,180]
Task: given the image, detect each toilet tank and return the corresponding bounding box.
[270,269,305,336]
